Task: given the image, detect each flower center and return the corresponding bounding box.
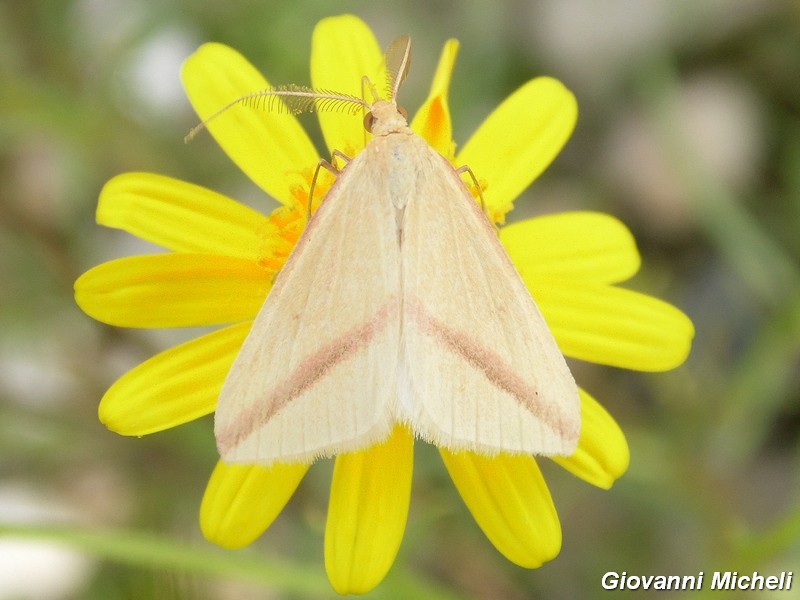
[257,165,336,272]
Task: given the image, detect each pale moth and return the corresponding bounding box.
[194,36,581,465]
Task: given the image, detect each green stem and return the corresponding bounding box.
[0,523,465,600]
[0,523,330,596]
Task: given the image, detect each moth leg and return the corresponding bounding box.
[307,152,352,217]
[455,165,488,215]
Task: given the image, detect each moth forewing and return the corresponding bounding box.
[215,142,403,464]
[397,137,580,455]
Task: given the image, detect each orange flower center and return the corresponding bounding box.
[257,165,336,272]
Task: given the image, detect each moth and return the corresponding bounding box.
[205,36,580,465]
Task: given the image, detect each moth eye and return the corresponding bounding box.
[363,112,375,133]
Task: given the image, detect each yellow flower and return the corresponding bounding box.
[74,14,694,595]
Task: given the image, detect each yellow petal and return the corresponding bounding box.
[552,389,630,489]
[439,450,560,568]
[182,43,319,205]
[530,281,695,371]
[201,459,309,549]
[410,39,459,157]
[456,77,578,221]
[325,426,413,595]
[501,212,640,284]
[99,323,251,435]
[74,254,269,327]
[98,173,273,259]
[311,15,384,156]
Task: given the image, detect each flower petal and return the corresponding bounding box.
[311,15,384,156]
[439,450,560,568]
[99,323,251,435]
[531,281,695,371]
[410,39,459,157]
[325,426,413,595]
[182,43,319,205]
[74,254,269,327]
[98,173,273,259]
[201,459,309,549]
[501,212,640,284]
[456,77,578,221]
[551,389,630,489]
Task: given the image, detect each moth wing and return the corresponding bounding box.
[400,146,580,455]
[216,154,401,465]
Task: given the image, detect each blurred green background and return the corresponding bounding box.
[2,0,799,598]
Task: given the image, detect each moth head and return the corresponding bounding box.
[363,102,408,134]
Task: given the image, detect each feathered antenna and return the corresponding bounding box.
[384,35,412,103]
[185,86,369,142]
[186,37,413,142]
